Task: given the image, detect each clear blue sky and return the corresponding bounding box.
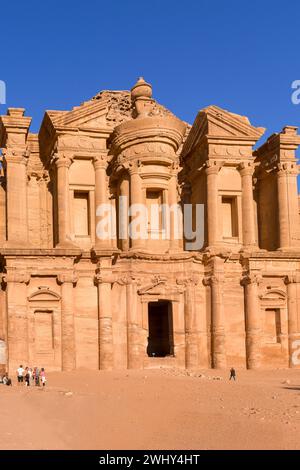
[1,0,299,148]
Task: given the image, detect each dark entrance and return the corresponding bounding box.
[147,301,174,357]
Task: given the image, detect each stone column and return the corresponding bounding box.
[93,153,114,250]
[238,162,256,247]
[277,164,290,249]
[126,276,143,368]
[4,271,30,373]
[95,271,114,370]
[119,176,130,251]
[57,272,77,371]
[181,276,200,369]
[241,273,261,369]
[205,161,221,248]
[277,163,299,249]
[285,274,300,368]
[168,169,182,251]
[204,267,226,369]
[53,153,74,247]
[4,150,29,245]
[129,165,146,250]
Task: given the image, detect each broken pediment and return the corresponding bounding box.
[182,105,265,158]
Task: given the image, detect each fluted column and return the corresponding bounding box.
[205,161,221,248]
[129,166,146,250]
[54,153,74,247]
[238,162,256,247]
[3,271,30,373]
[204,272,226,369]
[57,272,77,371]
[126,275,143,368]
[241,273,261,369]
[95,271,114,370]
[285,274,300,367]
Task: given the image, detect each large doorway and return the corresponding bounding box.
[147,301,174,357]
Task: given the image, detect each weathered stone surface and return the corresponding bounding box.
[0,78,299,373]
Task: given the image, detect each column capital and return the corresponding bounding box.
[57,272,78,285]
[94,272,116,285]
[93,151,109,170]
[284,273,300,285]
[241,273,262,287]
[2,271,30,284]
[203,274,223,287]
[2,147,29,165]
[277,161,299,176]
[205,160,223,175]
[52,152,73,169]
[238,161,254,176]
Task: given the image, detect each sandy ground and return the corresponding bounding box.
[0,368,300,450]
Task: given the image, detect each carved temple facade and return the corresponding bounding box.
[0,78,300,372]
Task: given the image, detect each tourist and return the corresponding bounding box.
[3,373,12,386]
[40,368,46,387]
[24,367,30,386]
[17,365,24,385]
[229,367,236,381]
[34,367,40,386]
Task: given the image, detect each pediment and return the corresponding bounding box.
[182,105,265,157]
[259,289,286,302]
[28,287,61,302]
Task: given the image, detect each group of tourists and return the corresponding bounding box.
[17,365,46,387]
[0,365,47,387]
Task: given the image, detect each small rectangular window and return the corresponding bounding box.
[222,196,238,238]
[73,192,89,236]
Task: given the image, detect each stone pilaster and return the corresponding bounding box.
[238,162,257,248]
[57,272,77,371]
[285,274,300,368]
[53,152,74,248]
[94,271,114,370]
[3,271,30,372]
[241,273,261,369]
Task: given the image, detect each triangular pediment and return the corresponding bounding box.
[182,105,265,157]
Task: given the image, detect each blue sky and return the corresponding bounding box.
[1,0,299,148]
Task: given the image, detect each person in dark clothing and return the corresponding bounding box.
[24,367,30,386]
[3,373,12,386]
[229,367,236,381]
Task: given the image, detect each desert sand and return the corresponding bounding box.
[0,368,299,450]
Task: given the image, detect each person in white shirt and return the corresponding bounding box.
[17,365,24,385]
